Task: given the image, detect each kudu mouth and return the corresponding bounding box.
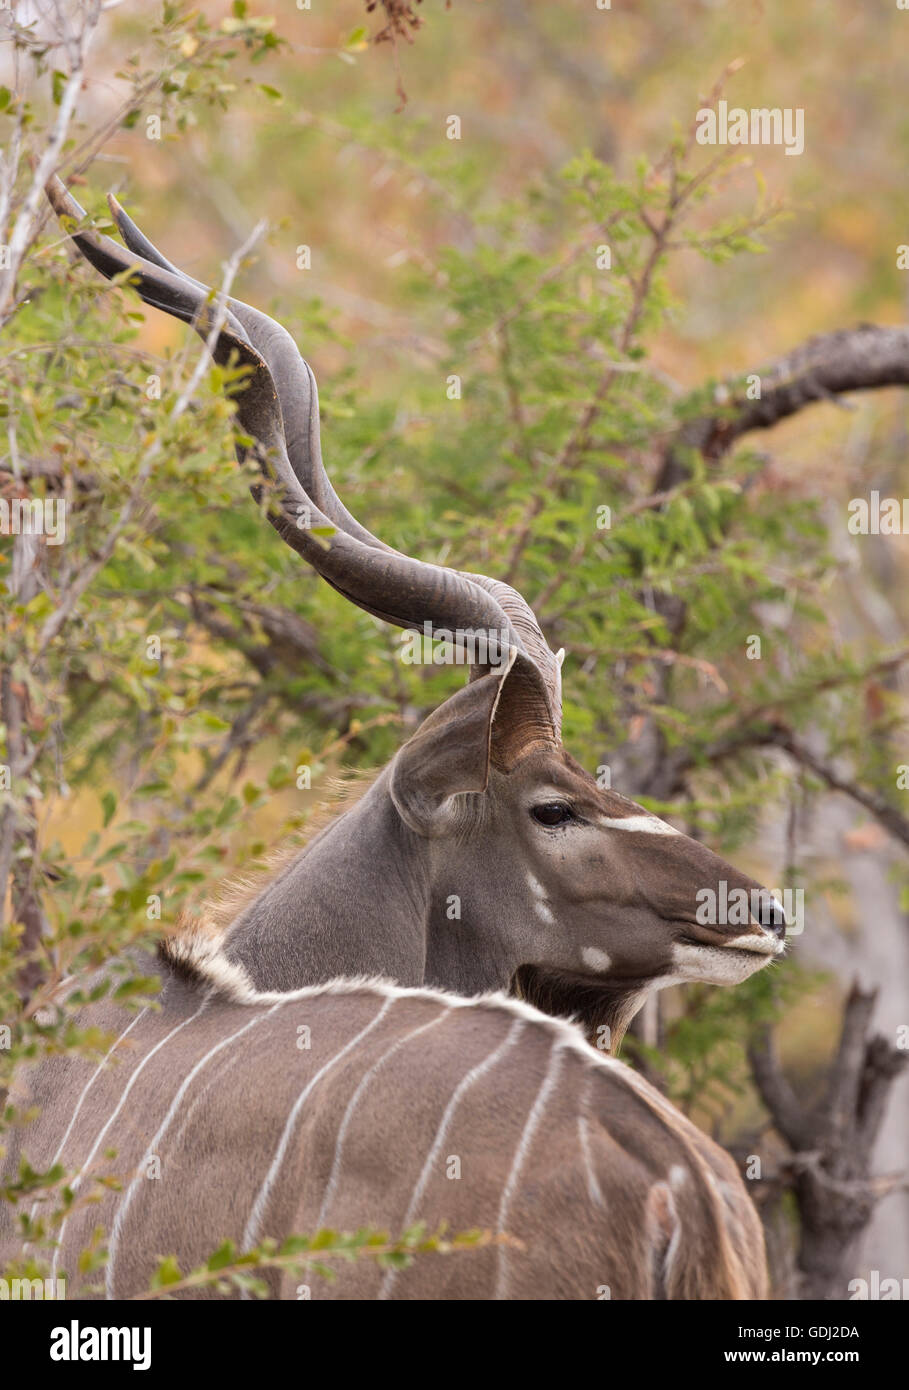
[677,919,787,957]
[511,898,786,1051]
[677,889,789,959]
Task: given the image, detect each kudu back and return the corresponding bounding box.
[44,180,786,1051]
[2,951,766,1299]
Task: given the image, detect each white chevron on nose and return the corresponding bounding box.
[598,815,679,835]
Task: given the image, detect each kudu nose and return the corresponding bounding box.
[757,896,787,939]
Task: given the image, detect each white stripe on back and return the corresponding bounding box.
[378,1017,524,1300]
[105,999,286,1298]
[51,996,209,1277]
[314,1005,450,1231]
[241,996,394,1256]
[494,1041,565,1300]
[25,1006,148,1242]
[577,1073,605,1209]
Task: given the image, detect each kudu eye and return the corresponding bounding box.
[531,802,574,827]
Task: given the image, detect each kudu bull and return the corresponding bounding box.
[42,178,786,1042]
[2,182,787,1299]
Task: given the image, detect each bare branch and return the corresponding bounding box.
[658,325,909,488]
[767,728,909,851]
[747,1026,811,1151]
[749,983,908,1300]
[0,2,102,326]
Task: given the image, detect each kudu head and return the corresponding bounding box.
[47,179,786,1046]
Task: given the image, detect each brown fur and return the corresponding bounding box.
[2,973,767,1300]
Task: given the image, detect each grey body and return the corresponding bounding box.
[1,958,766,1300]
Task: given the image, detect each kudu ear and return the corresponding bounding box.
[390,649,559,837]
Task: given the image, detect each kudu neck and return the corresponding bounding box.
[223,776,517,997]
[222,771,431,992]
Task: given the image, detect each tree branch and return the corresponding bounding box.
[749,982,908,1300]
[658,325,909,489]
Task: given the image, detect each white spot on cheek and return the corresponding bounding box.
[581,946,611,972]
[526,873,555,925]
[669,1164,688,1190]
[599,815,680,835]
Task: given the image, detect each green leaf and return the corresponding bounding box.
[206,1239,236,1271]
[151,1255,182,1287]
